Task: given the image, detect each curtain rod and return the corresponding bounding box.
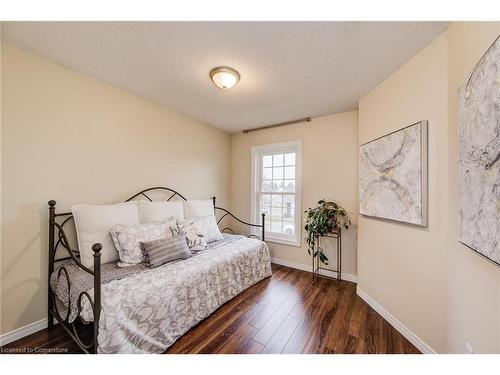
[242,117,311,134]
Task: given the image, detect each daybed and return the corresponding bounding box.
[47,187,271,353]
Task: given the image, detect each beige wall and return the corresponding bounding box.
[358,23,500,354]
[446,22,500,354]
[358,33,449,352]
[0,43,231,335]
[2,23,500,353]
[230,111,359,277]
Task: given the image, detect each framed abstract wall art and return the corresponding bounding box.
[359,121,428,226]
[458,35,500,265]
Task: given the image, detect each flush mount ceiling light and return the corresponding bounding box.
[210,66,240,90]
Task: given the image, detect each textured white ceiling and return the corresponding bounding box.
[2,21,447,133]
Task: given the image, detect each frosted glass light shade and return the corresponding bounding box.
[210,67,240,89]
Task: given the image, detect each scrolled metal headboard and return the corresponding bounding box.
[50,187,263,259]
[125,186,187,202]
[50,187,189,265]
[50,186,264,265]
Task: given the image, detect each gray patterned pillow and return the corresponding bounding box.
[140,234,192,268]
[110,219,176,266]
[173,220,208,251]
[192,215,223,243]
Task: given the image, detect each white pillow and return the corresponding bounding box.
[110,219,175,267]
[192,215,223,243]
[183,199,214,219]
[71,202,140,268]
[139,200,184,223]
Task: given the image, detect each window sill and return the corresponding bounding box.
[265,237,302,248]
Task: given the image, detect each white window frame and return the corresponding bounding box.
[251,140,302,247]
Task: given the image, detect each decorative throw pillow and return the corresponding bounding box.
[72,201,140,268]
[110,219,176,266]
[192,215,223,243]
[173,220,208,251]
[140,233,192,268]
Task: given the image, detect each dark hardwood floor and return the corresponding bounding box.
[1,264,420,354]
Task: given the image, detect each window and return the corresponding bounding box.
[251,140,301,246]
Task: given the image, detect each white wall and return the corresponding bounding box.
[0,43,231,335]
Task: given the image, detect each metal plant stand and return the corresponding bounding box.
[311,229,342,283]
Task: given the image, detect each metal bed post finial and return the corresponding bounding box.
[48,200,57,329]
[92,243,102,354]
[212,196,216,214]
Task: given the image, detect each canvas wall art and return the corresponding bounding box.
[458,36,500,265]
[359,121,428,226]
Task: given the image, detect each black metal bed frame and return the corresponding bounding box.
[47,186,265,353]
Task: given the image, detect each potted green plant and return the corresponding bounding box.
[304,200,351,265]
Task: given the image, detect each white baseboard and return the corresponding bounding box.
[0,318,48,347]
[270,257,358,283]
[356,287,437,354]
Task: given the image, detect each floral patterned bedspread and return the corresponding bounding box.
[50,234,246,324]
[84,236,271,353]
